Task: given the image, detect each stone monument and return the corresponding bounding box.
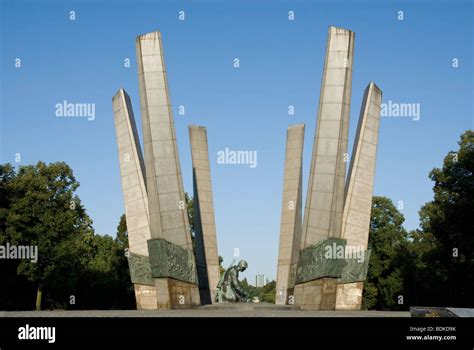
[113,31,221,309]
[276,26,382,311]
[113,27,382,312]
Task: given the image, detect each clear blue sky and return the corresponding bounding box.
[1,0,472,282]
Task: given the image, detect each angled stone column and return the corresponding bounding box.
[112,88,156,310]
[275,124,304,305]
[189,125,220,304]
[336,82,382,310]
[301,26,354,248]
[136,30,200,309]
[295,26,355,311]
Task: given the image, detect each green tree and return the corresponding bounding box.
[362,196,409,310]
[0,164,34,310]
[4,162,93,310]
[112,214,135,309]
[76,230,134,310]
[0,164,16,238]
[115,214,128,250]
[239,277,258,299]
[404,228,438,306]
[415,130,474,306]
[259,280,276,303]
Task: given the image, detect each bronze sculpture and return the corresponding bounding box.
[215,260,249,303]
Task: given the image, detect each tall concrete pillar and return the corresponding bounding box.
[336,82,382,310]
[294,26,355,311]
[112,89,156,310]
[136,30,200,309]
[112,88,157,310]
[189,126,221,304]
[275,124,304,305]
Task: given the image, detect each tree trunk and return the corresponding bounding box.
[35,284,42,311]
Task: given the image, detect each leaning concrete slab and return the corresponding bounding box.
[189,125,221,305]
[136,30,200,309]
[295,26,355,311]
[336,82,382,310]
[112,88,157,310]
[276,124,304,305]
[301,26,354,248]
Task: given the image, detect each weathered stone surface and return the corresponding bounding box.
[293,278,338,311]
[128,253,154,286]
[189,126,220,304]
[133,284,158,310]
[296,26,354,309]
[335,282,364,311]
[301,26,354,248]
[113,88,156,309]
[136,30,200,308]
[148,238,198,284]
[295,238,347,284]
[113,89,151,257]
[342,82,382,248]
[276,124,304,305]
[336,82,382,310]
[136,30,192,250]
[295,27,355,310]
[338,250,371,283]
[154,278,201,310]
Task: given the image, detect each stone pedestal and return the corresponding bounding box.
[134,284,158,310]
[294,278,338,311]
[335,282,364,310]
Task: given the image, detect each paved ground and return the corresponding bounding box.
[0,306,410,318]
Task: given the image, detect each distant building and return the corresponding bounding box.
[256,274,265,287]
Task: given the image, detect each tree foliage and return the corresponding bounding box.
[409,130,474,306]
[0,162,134,310]
[362,196,408,310]
[363,130,474,309]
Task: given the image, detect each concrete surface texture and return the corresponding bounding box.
[112,88,157,310]
[189,126,221,304]
[336,82,382,311]
[301,26,354,249]
[135,31,192,250]
[276,125,305,305]
[136,31,200,309]
[295,26,355,311]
